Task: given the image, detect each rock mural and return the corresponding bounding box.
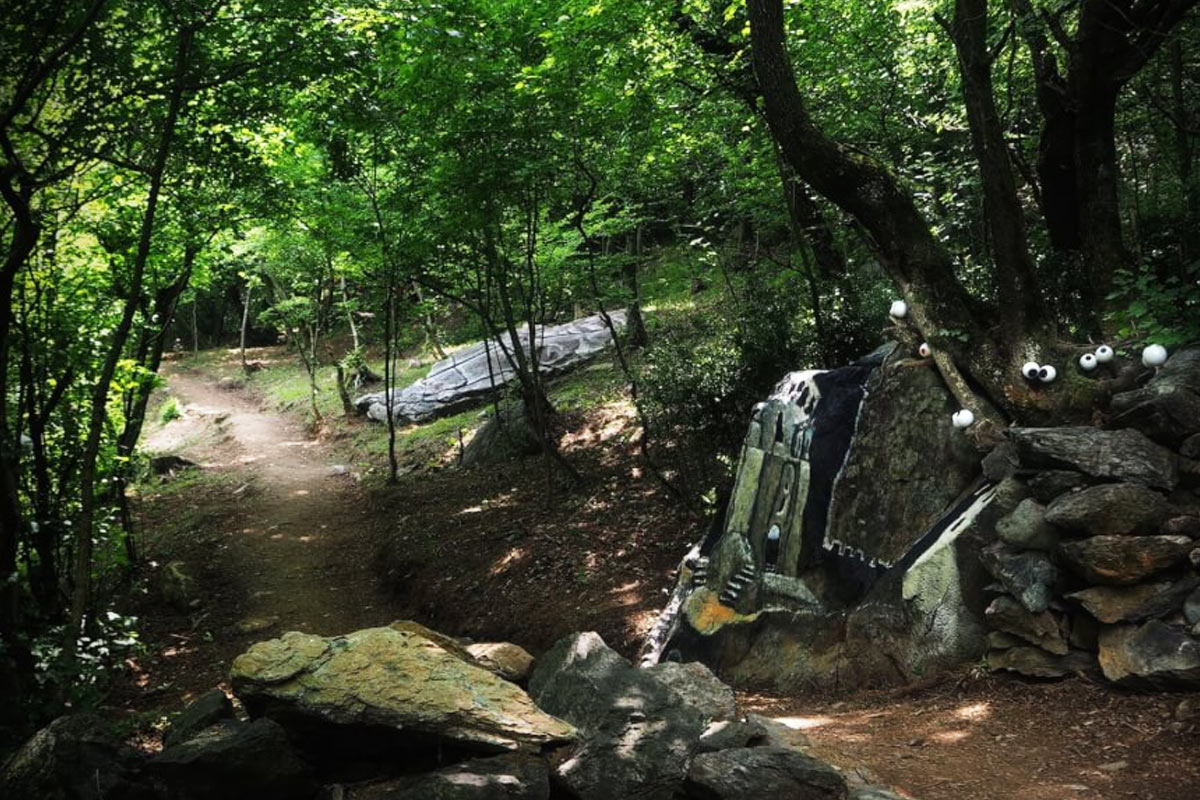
[355,311,626,424]
[643,343,1200,693]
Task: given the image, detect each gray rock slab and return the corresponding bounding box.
[984,595,1068,654]
[1008,427,1178,490]
[1067,577,1200,624]
[986,646,1096,678]
[163,689,233,750]
[349,753,549,800]
[996,499,1058,551]
[642,661,737,723]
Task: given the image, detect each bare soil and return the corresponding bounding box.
[114,351,1200,799]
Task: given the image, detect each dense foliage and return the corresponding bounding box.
[2,0,1198,742]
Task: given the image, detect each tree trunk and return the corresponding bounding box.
[240,281,253,372]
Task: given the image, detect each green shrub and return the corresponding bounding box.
[1107,261,1200,348]
[158,396,182,423]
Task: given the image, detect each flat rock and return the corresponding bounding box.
[466,642,535,683]
[1098,620,1200,689]
[1185,587,1200,625]
[230,627,575,752]
[1067,577,1200,624]
[986,646,1096,678]
[979,543,1057,613]
[1008,427,1178,490]
[163,689,234,750]
[528,632,706,800]
[683,746,847,800]
[995,499,1058,550]
[1057,535,1193,585]
[1162,515,1200,538]
[348,753,549,799]
[1181,433,1200,460]
[643,660,737,723]
[1045,484,1172,536]
[984,595,1068,654]
[150,719,316,800]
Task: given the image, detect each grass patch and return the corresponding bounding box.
[157,396,182,424]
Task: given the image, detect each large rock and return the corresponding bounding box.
[1098,620,1200,689]
[978,543,1056,613]
[1067,577,1200,624]
[348,753,549,800]
[1008,427,1178,490]
[1110,346,1200,447]
[986,646,1096,678]
[984,595,1067,654]
[0,715,154,800]
[1026,470,1088,504]
[230,627,575,753]
[995,499,1058,550]
[162,689,234,750]
[356,311,626,424]
[642,661,737,723]
[149,719,316,800]
[528,632,707,800]
[1044,484,1172,536]
[1057,535,1193,585]
[683,746,847,800]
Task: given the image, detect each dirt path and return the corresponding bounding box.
[152,369,397,637]
[121,365,405,713]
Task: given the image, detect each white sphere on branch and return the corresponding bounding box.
[1142,344,1168,367]
[1095,345,1114,363]
[951,409,975,428]
[918,342,931,358]
[1078,353,1097,371]
[889,299,908,319]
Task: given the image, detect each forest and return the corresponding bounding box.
[3,1,1200,798]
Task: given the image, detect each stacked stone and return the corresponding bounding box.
[982,346,1200,689]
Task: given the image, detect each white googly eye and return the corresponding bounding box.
[1141,344,1167,367]
[1038,365,1057,383]
[1094,345,1114,363]
[1079,353,1097,371]
[889,300,908,319]
[1022,362,1041,380]
[951,409,975,428]
[918,342,931,358]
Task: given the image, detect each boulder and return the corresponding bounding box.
[744,713,814,751]
[1057,535,1193,585]
[978,543,1057,613]
[0,714,154,800]
[460,401,542,467]
[643,661,737,723]
[162,689,234,750]
[348,753,549,800]
[995,499,1058,551]
[683,747,847,800]
[1110,346,1200,447]
[150,719,316,800]
[1026,470,1088,504]
[466,642,535,683]
[986,646,1096,678]
[528,632,706,800]
[1067,577,1200,624]
[1008,427,1178,490]
[1044,484,1172,536]
[230,627,575,753]
[984,595,1067,654]
[981,442,1020,481]
[986,631,1026,649]
[1098,620,1200,689]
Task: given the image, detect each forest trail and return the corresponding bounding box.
[127,363,405,703]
